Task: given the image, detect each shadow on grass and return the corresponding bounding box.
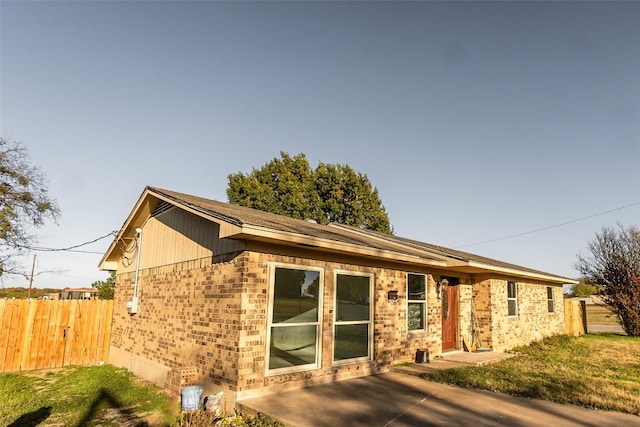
[76,388,149,427]
[8,406,52,427]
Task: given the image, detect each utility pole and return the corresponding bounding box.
[28,254,36,299]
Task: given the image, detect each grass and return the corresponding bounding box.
[4,334,638,423]
[586,303,620,325]
[423,334,640,415]
[0,365,284,426]
[0,365,174,426]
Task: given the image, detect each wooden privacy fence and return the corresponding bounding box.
[565,299,587,336]
[0,299,114,373]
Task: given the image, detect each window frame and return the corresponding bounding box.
[547,286,554,313]
[332,270,373,365]
[507,281,518,317]
[265,263,324,376]
[407,273,427,332]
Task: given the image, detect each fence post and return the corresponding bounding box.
[564,299,586,336]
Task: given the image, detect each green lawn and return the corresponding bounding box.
[0,365,284,426]
[5,334,639,424]
[0,365,174,426]
[423,334,640,415]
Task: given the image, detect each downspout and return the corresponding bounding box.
[127,228,142,314]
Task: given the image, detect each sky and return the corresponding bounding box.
[1,1,638,290]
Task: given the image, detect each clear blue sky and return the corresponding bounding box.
[1,1,638,289]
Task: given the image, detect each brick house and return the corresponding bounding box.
[99,186,575,405]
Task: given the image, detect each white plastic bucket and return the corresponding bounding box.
[181,385,204,411]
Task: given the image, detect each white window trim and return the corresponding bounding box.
[507,281,518,317]
[265,262,324,376]
[547,286,555,314]
[332,270,373,366]
[407,272,427,333]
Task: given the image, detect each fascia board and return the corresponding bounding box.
[99,260,119,271]
[99,187,155,269]
[228,224,448,267]
[466,261,578,284]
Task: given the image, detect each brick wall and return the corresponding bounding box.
[489,278,564,352]
[110,245,565,404]
[111,254,245,397]
[111,249,446,403]
[234,252,443,399]
[471,277,493,349]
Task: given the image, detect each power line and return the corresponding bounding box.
[456,200,640,249]
[19,231,117,254]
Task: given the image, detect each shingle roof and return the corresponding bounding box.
[149,187,440,257]
[147,186,575,283]
[337,224,568,279]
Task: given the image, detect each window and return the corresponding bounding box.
[407,273,426,331]
[507,281,518,316]
[267,265,322,373]
[547,286,554,313]
[334,272,372,362]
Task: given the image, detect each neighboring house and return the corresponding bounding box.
[100,186,576,405]
[59,287,98,300]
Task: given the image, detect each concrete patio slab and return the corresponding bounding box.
[238,372,640,427]
[390,351,515,376]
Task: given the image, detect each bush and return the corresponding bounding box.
[172,411,285,427]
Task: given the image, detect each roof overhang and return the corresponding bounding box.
[100,187,167,270]
[449,261,578,284]
[100,187,447,270]
[100,187,578,285]
[223,224,449,268]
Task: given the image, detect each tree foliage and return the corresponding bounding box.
[227,152,391,233]
[576,224,640,336]
[0,137,59,276]
[92,271,116,300]
[570,279,601,298]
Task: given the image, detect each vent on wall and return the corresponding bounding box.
[151,200,173,217]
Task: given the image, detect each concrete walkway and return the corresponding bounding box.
[390,350,516,376]
[239,357,639,426]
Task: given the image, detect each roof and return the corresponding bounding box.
[100,186,577,284]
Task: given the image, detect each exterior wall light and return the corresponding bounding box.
[437,278,449,299]
[388,290,399,301]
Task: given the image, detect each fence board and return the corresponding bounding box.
[35,300,52,369]
[84,299,97,365]
[10,300,29,372]
[0,299,113,372]
[69,301,82,366]
[1,300,18,372]
[90,300,103,363]
[77,300,88,365]
[60,300,72,367]
[44,300,61,369]
[100,300,114,364]
[20,301,37,370]
[0,299,10,372]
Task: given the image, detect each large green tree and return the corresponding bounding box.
[227,152,391,233]
[576,224,640,336]
[0,137,59,276]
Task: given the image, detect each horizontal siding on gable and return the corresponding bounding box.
[119,207,244,273]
